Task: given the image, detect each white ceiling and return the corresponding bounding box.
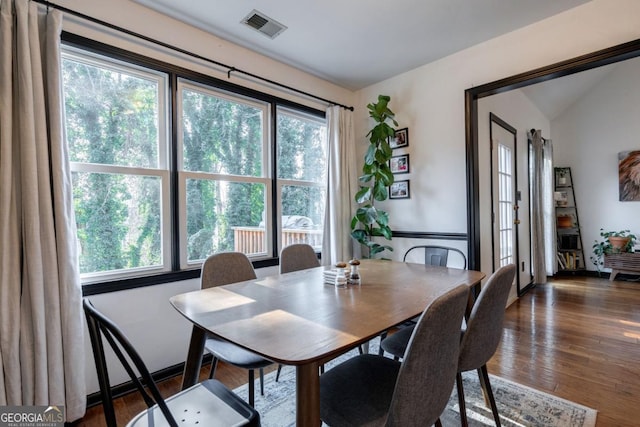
[133,0,589,90]
[521,62,618,120]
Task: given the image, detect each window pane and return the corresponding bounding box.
[62,57,160,168]
[182,88,264,176]
[277,109,327,182]
[281,185,325,250]
[73,172,162,274]
[186,179,266,260]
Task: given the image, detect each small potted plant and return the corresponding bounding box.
[590,229,637,273]
[557,168,568,186]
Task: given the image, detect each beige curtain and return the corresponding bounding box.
[0,0,85,420]
[322,106,358,265]
[530,130,554,283]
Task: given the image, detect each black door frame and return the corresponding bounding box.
[465,38,640,272]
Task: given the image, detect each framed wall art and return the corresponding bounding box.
[389,127,409,149]
[619,150,640,201]
[390,154,410,174]
[389,180,410,199]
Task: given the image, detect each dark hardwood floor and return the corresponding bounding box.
[488,275,640,427]
[74,276,640,426]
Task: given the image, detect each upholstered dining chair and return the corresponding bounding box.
[279,243,320,274]
[276,243,321,381]
[83,298,261,427]
[201,252,275,407]
[378,245,468,357]
[319,285,470,427]
[455,263,516,427]
[379,264,516,427]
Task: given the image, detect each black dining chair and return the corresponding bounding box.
[378,264,516,427]
[83,298,261,427]
[319,285,470,427]
[201,252,275,407]
[403,245,467,269]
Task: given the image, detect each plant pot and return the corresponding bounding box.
[608,236,631,253]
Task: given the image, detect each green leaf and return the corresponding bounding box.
[351,229,368,245]
[355,187,371,204]
[373,180,388,201]
[376,210,389,226]
[364,145,376,165]
[350,216,358,230]
[359,173,373,183]
[379,166,394,186]
[379,225,393,240]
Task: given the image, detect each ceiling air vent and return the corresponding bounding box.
[241,10,287,39]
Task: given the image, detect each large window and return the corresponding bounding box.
[62,49,170,283]
[277,107,327,251]
[61,43,327,286]
[179,80,270,265]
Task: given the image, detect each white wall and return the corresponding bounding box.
[552,57,640,270]
[354,0,640,277]
[477,91,550,302]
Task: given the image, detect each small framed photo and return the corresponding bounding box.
[389,180,410,199]
[389,127,409,149]
[390,154,410,174]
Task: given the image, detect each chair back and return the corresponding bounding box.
[458,264,516,372]
[403,245,467,269]
[201,252,257,289]
[83,298,178,427]
[386,285,470,426]
[280,243,320,273]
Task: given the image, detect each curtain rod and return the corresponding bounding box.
[34,0,354,111]
[529,128,548,141]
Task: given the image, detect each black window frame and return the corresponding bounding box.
[61,33,326,296]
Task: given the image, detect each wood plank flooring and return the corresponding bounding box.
[73,276,640,426]
[487,275,640,427]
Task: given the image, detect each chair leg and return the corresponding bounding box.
[208,357,219,379]
[248,369,255,407]
[276,364,283,382]
[259,367,265,395]
[378,331,388,356]
[478,365,501,427]
[320,364,325,374]
[456,372,468,427]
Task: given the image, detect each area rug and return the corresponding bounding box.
[233,339,597,427]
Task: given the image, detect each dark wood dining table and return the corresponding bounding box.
[170,259,486,427]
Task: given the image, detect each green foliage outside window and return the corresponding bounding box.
[63,52,328,276]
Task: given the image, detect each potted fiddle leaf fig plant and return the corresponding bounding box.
[350,95,397,258]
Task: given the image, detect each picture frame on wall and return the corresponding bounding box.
[390,154,410,174]
[389,180,410,199]
[619,150,640,201]
[389,127,409,149]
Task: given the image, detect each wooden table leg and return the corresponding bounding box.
[296,362,321,427]
[609,269,619,282]
[181,325,206,390]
